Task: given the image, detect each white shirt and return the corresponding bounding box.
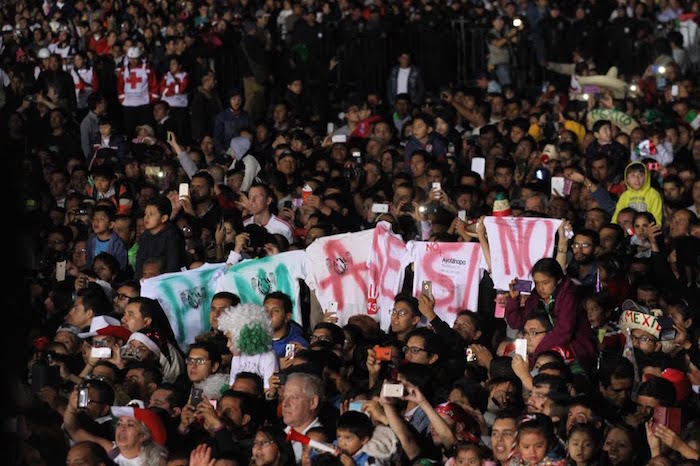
[397,67,410,95]
[228,350,278,389]
[113,452,145,466]
[244,214,294,244]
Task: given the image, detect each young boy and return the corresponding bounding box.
[135,196,185,279]
[87,165,133,215]
[612,161,663,226]
[334,411,376,466]
[86,204,128,271]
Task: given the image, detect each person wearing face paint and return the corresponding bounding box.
[505,258,596,368]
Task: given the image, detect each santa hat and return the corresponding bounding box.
[126,329,162,357]
[110,407,166,445]
[617,300,662,340]
[659,368,691,402]
[78,316,131,341]
[491,192,512,217]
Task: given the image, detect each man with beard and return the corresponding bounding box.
[566,229,599,286]
[179,171,221,234]
[265,292,308,359]
[112,281,140,317]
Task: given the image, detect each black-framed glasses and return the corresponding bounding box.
[185,357,209,365]
[310,335,332,343]
[403,346,429,355]
[523,329,548,337]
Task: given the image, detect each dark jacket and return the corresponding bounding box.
[190,87,223,143]
[213,108,252,154]
[387,65,424,106]
[35,69,77,111]
[505,276,595,365]
[403,132,448,169]
[135,222,186,278]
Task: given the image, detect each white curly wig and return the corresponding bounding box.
[216,302,272,355]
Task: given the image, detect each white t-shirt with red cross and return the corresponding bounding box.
[117,62,158,107]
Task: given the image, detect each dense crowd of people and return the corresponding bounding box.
[3,0,700,466]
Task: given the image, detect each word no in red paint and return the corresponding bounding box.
[496,219,555,277]
[369,229,405,300]
[319,239,368,310]
[422,243,481,313]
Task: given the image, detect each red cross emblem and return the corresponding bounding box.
[126,71,142,89]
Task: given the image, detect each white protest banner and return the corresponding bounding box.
[215,250,307,323]
[140,263,226,349]
[484,216,562,291]
[408,241,484,326]
[367,221,408,331]
[305,229,373,326]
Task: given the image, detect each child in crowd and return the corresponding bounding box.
[508,414,566,466]
[566,423,600,466]
[612,161,663,226]
[450,442,489,466]
[334,411,375,466]
[581,290,624,352]
[134,196,186,278]
[86,204,127,271]
[87,165,132,215]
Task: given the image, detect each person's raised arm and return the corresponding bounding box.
[63,388,113,452]
[555,220,571,273]
[504,279,526,330]
[378,396,421,460]
[477,216,491,273]
[403,380,456,449]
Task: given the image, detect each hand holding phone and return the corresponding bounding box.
[373,345,392,362]
[285,343,295,359]
[56,260,66,282]
[90,347,112,359]
[190,387,203,407]
[178,183,189,199]
[514,338,527,360]
[421,280,433,299]
[380,382,405,398]
[514,279,532,294]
